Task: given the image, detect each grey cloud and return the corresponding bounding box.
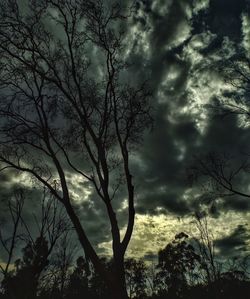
[215,224,250,257]
[55,0,250,243]
[1,0,250,260]
[191,0,246,43]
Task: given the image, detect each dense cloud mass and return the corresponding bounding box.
[215,224,250,257]
[0,0,250,264]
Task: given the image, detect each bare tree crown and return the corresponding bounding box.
[0,2,152,297]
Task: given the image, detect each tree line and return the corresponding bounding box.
[0,191,249,299]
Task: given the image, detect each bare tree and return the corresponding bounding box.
[0,190,24,277]
[0,188,68,275]
[39,232,77,298]
[192,212,220,284]
[212,53,250,120]
[189,152,250,202]
[189,53,250,203]
[0,1,152,298]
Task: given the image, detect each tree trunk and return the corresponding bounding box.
[64,200,128,299]
[110,253,128,299]
[110,283,128,299]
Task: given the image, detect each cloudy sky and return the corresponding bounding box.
[0,0,250,265]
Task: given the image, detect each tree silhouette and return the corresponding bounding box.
[2,236,49,299]
[0,1,152,298]
[65,256,90,299]
[213,53,250,120]
[0,188,67,283]
[124,258,147,299]
[0,190,24,278]
[0,189,68,299]
[41,232,76,298]
[155,232,200,298]
[189,53,250,204]
[1,231,250,299]
[192,213,220,284]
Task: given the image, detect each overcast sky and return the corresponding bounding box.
[0,0,250,263]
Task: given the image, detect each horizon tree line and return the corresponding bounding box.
[0,190,249,299]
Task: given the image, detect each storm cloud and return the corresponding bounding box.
[0,0,250,262]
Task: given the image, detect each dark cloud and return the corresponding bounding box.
[192,0,246,42]
[128,0,250,221]
[215,224,250,257]
[222,196,250,212]
[0,0,250,260]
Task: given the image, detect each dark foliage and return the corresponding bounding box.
[0,232,249,299]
